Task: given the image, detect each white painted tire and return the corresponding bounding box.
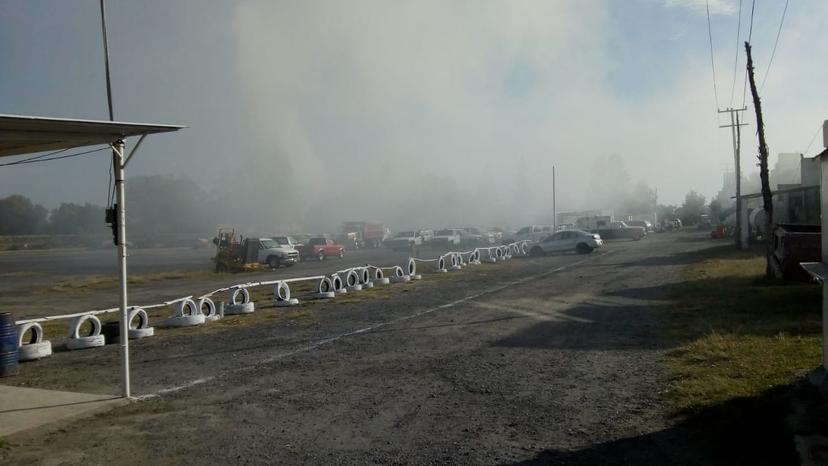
[230,288,250,305]
[66,334,105,350]
[411,274,422,280]
[358,268,371,284]
[128,327,155,339]
[18,341,52,361]
[127,308,155,338]
[196,298,217,320]
[311,291,336,299]
[449,254,458,267]
[373,268,384,281]
[163,314,206,327]
[346,284,363,292]
[17,322,44,345]
[317,277,333,294]
[375,277,390,285]
[363,281,374,288]
[176,299,200,317]
[390,275,411,283]
[68,315,102,339]
[340,270,360,288]
[511,243,520,255]
[331,274,344,292]
[128,308,151,329]
[392,266,404,278]
[519,242,528,255]
[274,281,291,302]
[225,302,255,315]
[437,256,447,271]
[406,258,417,276]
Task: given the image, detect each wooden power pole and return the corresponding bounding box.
[718,107,748,249]
[745,41,774,278]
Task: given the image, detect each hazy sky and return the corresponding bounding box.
[1,0,826,223]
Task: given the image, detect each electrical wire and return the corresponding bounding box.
[804,125,822,155]
[760,0,789,92]
[706,0,721,109]
[740,0,756,108]
[0,146,109,167]
[1,147,70,166]
[728,0,742,107]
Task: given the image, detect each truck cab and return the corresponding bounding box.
[256,237,300,268]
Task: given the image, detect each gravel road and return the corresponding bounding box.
[1,232,719,465]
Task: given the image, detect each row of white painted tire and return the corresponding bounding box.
[435,242,529,272]
[14,245,526,363]
[15,308,155,362]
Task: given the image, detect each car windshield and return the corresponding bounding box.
[436,229,452,236]
[273,237,289,245]
[260,239,277,249]
[396,232,416,237]
[309,238,326,245]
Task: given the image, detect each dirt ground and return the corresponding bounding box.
[1,232,725,465]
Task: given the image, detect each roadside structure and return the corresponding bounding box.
[0,114,184,397]
[801,120,828,374]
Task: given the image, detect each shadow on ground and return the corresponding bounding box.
[501,382,816,466]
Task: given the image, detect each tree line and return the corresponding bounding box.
[0,175,214,236]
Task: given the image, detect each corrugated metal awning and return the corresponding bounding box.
[0,114,184,157]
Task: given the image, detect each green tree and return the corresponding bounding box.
[0,195,48,235]
[679,190,707,225]
[49,203,106,235]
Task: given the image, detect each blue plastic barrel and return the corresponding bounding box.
[0,313,19,377]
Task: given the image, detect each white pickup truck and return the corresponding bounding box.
[256,237,300,268]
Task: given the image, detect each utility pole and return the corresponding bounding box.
[552,165,557,231]
[718,107,748,249]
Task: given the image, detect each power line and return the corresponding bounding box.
[729,0,742,107]
[741,0,756,108]
[0,146,109,167]
[804,125,822,155]
[760,0,789,92]
[706,0,720,109]
[1,147,70,166]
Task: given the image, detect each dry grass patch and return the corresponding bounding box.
[663,246,821,415]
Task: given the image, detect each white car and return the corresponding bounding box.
[529,229,603,255]
[432,228,462,247]
[385,231,423,251]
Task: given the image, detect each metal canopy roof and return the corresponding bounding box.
[0,114,184,157]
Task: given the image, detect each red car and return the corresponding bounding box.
[296,237,345,261]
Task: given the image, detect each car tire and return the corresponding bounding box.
[267,256,280,269]
[530,246,544,257]
[576,243,592,254]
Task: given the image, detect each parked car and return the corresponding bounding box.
[529,230,603,256]
[417,229,435,243]
[296,237,345,260]
[594,221,646,241]
[506,225,555,244]
[460,227,492,246]
[627,220,654,232]
[385,231,423,251]
[432,229,463,247]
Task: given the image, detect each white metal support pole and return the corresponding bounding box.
[113,140,130,398]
